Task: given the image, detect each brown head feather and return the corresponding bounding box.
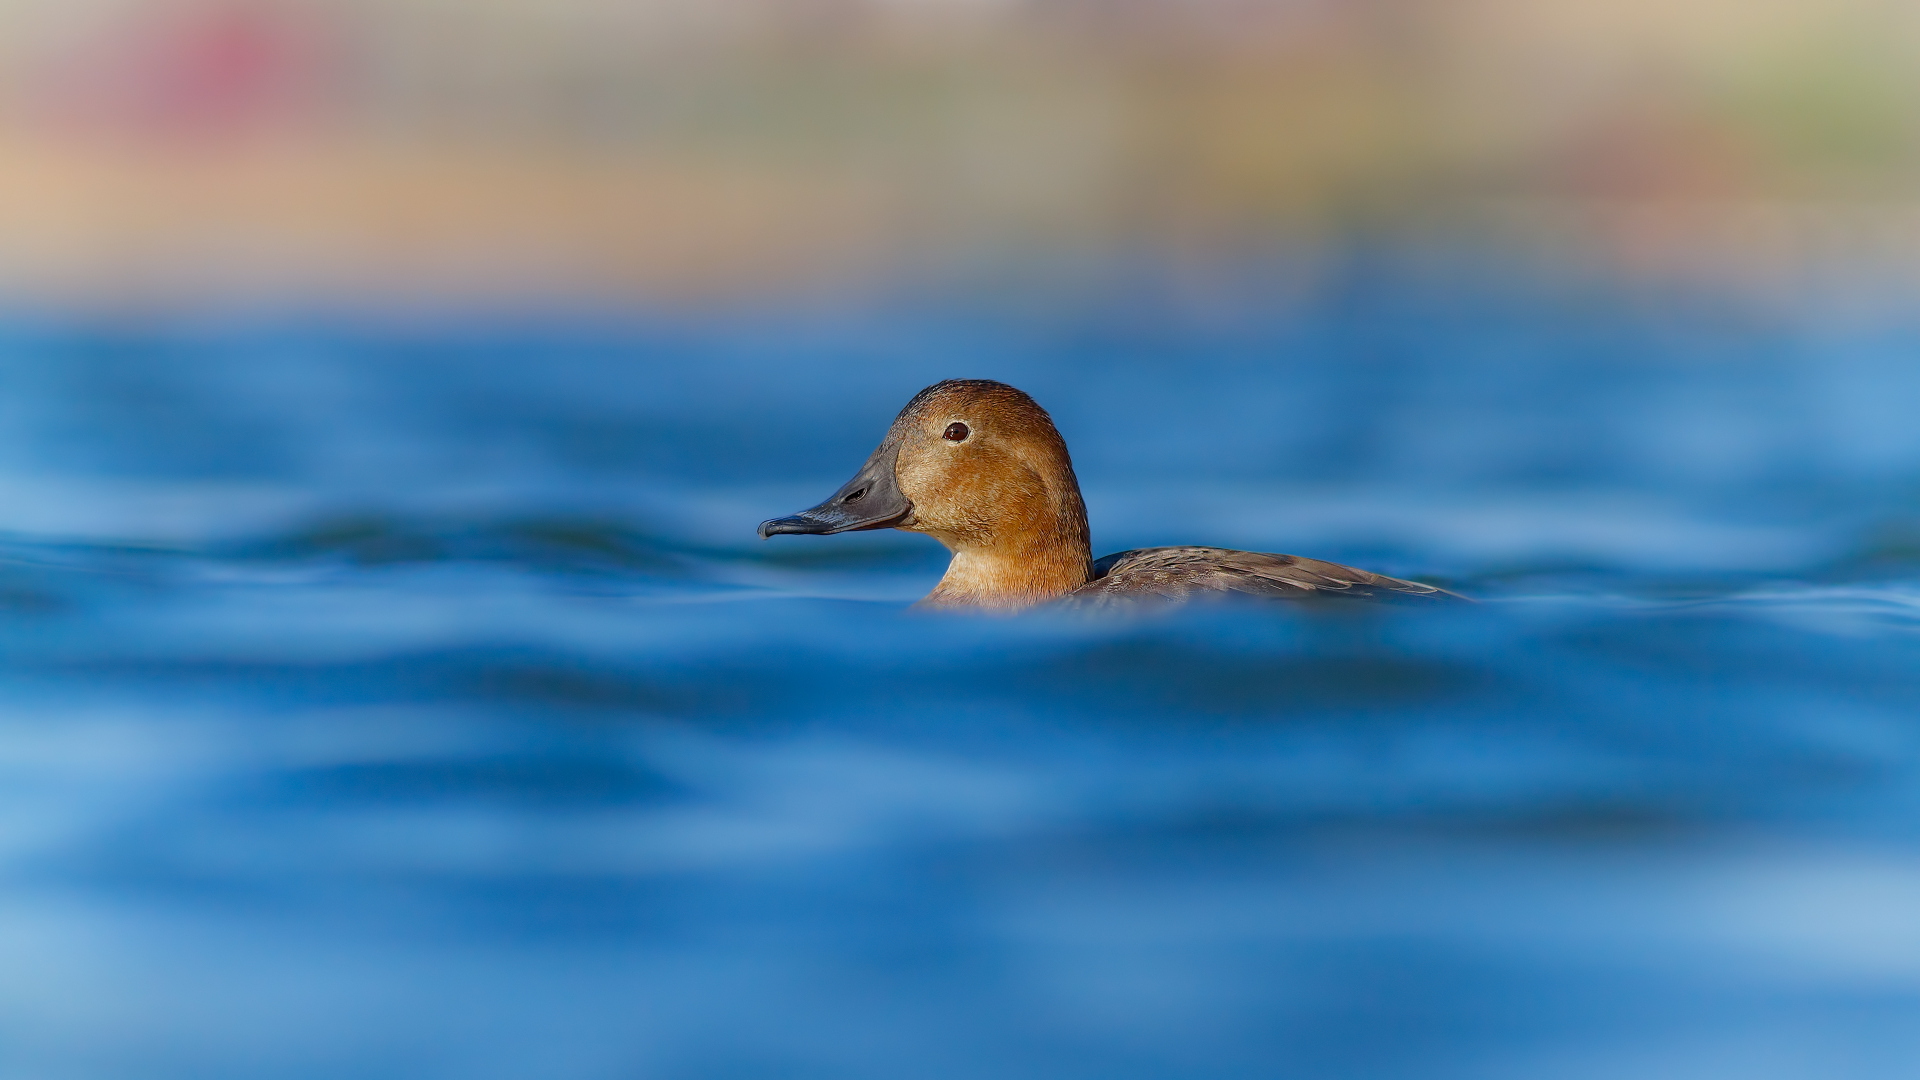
[883,380,1093,608]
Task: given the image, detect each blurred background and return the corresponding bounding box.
[2,0,1919,305]
[2,3,1920,1079]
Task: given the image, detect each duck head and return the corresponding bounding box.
[759,379,1094,609]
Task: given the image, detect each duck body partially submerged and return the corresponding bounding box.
[759,379,1461,610]
[1076,547,1455,606]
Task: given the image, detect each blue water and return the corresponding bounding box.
[3,262,1919,1078]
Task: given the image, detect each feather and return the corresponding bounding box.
[1066,547,1464,606]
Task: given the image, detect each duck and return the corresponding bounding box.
[758,379,1461,609]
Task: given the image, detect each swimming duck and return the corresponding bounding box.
[758,379,1459,609]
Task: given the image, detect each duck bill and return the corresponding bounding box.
[758,444,914,538]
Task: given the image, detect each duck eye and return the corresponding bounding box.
[943,422,970,442]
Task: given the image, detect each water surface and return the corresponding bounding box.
[2,264,1919,1078]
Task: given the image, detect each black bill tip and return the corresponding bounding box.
[758,515,829,539]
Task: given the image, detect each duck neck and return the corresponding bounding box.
[920,499,1093,611]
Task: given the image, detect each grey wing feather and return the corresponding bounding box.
[1067,547,1463,606]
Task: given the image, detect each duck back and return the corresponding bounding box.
[1066,547,1463,606]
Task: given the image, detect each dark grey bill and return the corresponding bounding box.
[758,443,913,538]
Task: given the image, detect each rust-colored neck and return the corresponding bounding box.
[915,470,1093,610]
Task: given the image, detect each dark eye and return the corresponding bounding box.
[943,422,970,442]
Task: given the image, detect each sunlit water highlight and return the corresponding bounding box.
[1,264,1918,1078]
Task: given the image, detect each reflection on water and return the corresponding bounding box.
[1,263,1918,1078]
